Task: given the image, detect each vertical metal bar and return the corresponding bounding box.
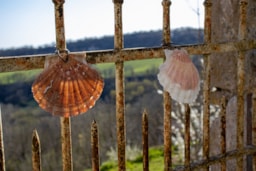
[0,107,5,171]
[113,0,124,50]
[252,92,256,171]
[203,0,212,43]
[237,1,247,170]
[115,60,125,171]
[52,1,73,171]
[220,96,227,171]
[91,120,99,171]
[60,118,73,171]
[53,0,67,50]
[202,1,212,170]
[184,104,190,171]
[163,90,172,171]
[162,0,171,46]
[238,0,248,41]
[246,94,253,170]
[236,50,245,171]
[32,129,41,171]
[162,1,172,171]
[142,109,149,171]
[113,1,125,171]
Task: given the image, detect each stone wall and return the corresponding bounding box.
[210,0,256,103]
[209,0,255,170]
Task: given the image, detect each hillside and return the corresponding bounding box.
[0,27,203,56]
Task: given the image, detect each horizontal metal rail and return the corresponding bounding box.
[173,145,256,171]
[0,39,255,73]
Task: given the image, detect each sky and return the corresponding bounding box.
[0,0,204,49]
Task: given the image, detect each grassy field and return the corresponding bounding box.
[0,58,163,84]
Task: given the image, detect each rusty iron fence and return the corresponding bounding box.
[0,0,256,171]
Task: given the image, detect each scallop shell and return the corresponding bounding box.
[157,49,200,103]
[32,54,104,117]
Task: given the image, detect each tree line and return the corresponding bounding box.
[0,27,203,56]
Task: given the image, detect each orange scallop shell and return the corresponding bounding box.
[157,49,200,103]
[32,54,104,117]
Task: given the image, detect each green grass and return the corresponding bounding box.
[124,59,162,75]
[85,146,182,171]
[0,59,163,84]
[0,69,41,84]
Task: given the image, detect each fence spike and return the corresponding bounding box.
[184,104,191,171]
[91,120,99,171]
[142,109,149,171]
[32,129,41,171]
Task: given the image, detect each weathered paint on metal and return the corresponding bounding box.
[115,60,126,171]
[203,0,212,43]
[52,1,73,171]
[163,92,172,171]
[162,1,172,171]
[142,110,149,171]
[184,104,190,171]
[91,120,99,171]
[60,118,73,171]
[32,129,41,171]
[236,1,248,170]
[202,1,212,171]
[1,40,256,72]
[162,0,171,46]
[246,94,253,170]
[220,96,227,171]
[0,107,5,171]
[252,92,256,171]
[236,51,245,171]
[173,146,256,171]
[113,1,126,171]
[52,0,67,51]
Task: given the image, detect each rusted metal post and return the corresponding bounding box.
[53,0,67,50]
[236,53,245,171]
[220,96,227,171]
[113,1,125,171]
[1,41,256,72]
[0,107,5,171]
[162,0,171,46]
[91,120,99,171]
[162,1,172,171]
[32,129,41,171]
[52,1,73,171]
[60,118,73,171]
[237,1,247,170]
[246,94,253,170]
[202,1,212,170]
[184,104,190,171]
[142,110,149,171]
[113,0,124,50]
[252,92,256,171]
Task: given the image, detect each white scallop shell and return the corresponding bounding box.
[32,54,104,117]
[157,49,200,103]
